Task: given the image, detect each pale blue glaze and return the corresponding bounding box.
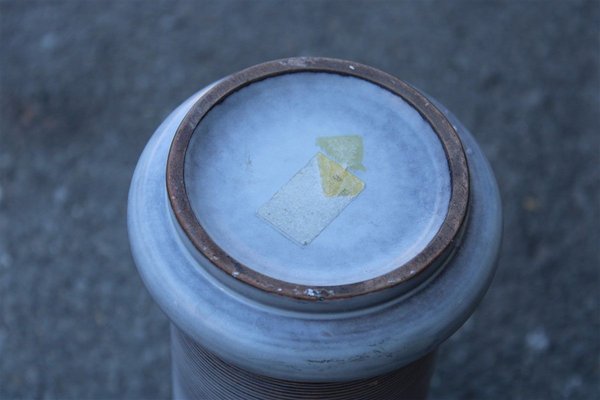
[185,73,450,285]
[128,75,502,382]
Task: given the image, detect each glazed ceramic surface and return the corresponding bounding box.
[128,59,501,382]
[186,72,450,285]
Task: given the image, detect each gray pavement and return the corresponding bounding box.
[1,1,599,399]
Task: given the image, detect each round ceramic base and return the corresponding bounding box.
[185,72,450,286]
[166,58,470,301]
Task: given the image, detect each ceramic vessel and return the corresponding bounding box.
[128,57,502,399]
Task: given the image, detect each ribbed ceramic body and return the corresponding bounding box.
[171,326,435,400]
[127,58,502,399]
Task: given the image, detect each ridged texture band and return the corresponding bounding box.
[171,326,435,400]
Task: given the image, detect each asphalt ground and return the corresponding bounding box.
[1,1,599,399]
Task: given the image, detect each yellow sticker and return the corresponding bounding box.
[317,153,365,197]
[316,135,366,171]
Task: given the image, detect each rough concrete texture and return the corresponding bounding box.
[0,1,598,399]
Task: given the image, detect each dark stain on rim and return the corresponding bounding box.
[166,57,470,301]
